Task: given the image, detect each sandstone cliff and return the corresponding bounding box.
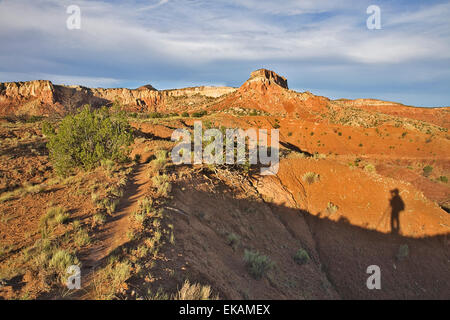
[0,80,236,116]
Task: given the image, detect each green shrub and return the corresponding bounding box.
[226,233,240,250]
[423,165,433,177]
[148,112,164,119]
[192,110,207,118]
[181,112,189,117]
[243,250,274,279]
[43,106,134,176]
[438,176,448,183]
[293,249,310,265]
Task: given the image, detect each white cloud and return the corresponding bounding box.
[1,0,449,66]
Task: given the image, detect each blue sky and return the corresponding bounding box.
[0,0,449,107]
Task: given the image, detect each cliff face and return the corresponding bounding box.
[245,68,289,89]
[0,80,236,116]
[335,99,450,129]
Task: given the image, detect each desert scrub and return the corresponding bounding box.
[192,110,207,118]
[93,259,131,299]
[174,280,218,300]
[49,249,78,272]
[293,249,310,265]
[326,202,339,215]
[40,207,70,235]
[226,233,240,250]
[422,165,433,177]
[74,228,91,247]
[152,173,172,197]
[42,105,134,176]
[0,183,46,203]
[139,197,153,215]
[438,176,448,183]
[49,249,79,284]
[151,150,168,174]
[243,250,274,279]
[364,163,376,173]
[93,212,107,226]
[302,172,320,185]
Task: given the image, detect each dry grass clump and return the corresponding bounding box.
[302,172,320,185]
[174,280,218,300]
[152,173,172,197]
[40,207,70,236]
[0,183,46,203]
[150,150,168,174]
[326,202,339,215]
[93,259,132,300]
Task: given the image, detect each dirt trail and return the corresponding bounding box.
[77,161,150,297]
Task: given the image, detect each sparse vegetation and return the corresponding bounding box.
[40,207,70,234]
[423,165,433,177]
[226,233,240,250]
[74,228,91,247]
[152,173,172,197]
[293,249,310,265]
[93,259,132,299]
[151,150,168,174]
[174,280,218,300]
[302,172,320,185]
[192,110,207,118]
[438,176,448,183]
[326,202,339,215]
[243,250,274,279]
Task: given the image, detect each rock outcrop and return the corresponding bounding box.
[245,68,289,89]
